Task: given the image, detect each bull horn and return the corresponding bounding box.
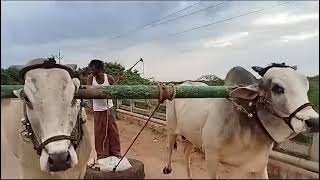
[291,65,298,70]
[252,66,265,76]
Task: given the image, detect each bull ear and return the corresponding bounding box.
[13,88,23,98]
[72,78,81,93]
[229,85,259,100]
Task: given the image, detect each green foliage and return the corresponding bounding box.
[1,68,22,85]
[103,62,150,85]
[118,70,151,85]
[308,75,319,112]
[75,61,150,85]
[291,133,313,145]
[103,62,125,78]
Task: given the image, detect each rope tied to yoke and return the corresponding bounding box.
[157,82,176,103]
[112,82,176,172]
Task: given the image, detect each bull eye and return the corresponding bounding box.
[272,84,284,94]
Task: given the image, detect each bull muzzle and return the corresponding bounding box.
[305,117,319,133]
[48,151,71,172]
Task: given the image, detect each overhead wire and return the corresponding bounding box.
[109,1,292,53]
[151,2,226,27]
[169,1,291,37]
[109,1,201,40]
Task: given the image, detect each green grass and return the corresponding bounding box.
[308,75,319,112]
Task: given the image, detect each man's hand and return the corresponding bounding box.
[116,74,125,81]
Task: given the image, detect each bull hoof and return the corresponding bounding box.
[163,167,172,174]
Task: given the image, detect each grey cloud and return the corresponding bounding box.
[1,1,318,82]
[2,1,182,47]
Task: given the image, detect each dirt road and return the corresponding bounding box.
[86,111,209,179]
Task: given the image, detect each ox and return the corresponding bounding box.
[163,65,319,179]
[1,58,92,178]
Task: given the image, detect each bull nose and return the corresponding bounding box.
[305,117,319,133]
[48,151,71,172]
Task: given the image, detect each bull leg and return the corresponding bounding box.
[255,165,268,179]
[183,140,194,179]
[204,149,218,179]
[163,134,177,174]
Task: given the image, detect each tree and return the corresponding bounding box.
[1,68,22,85]
[104,62,150,85]
[75,61,150,85]
[104,62,125,78]
[118,69,151,85]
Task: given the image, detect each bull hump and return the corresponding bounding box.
[26,58,48,66]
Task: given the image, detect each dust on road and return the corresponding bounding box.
[86,111,209,179]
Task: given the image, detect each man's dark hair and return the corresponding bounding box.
[89,59,104,69]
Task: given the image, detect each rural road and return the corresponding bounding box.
[86,111,210,179]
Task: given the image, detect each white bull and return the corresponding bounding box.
[1,59,92,178]
[163,66,319,179]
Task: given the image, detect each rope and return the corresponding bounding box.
[226,98,254,118]
[112,82,176,172]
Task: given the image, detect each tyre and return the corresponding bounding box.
[84,158,145,179]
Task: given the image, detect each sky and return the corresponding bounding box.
[1,1,319,81]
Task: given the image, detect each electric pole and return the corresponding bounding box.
[54,49,64,64]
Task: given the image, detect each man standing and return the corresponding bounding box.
[87,59,122,159]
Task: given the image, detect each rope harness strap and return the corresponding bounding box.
[20,99,86,155]
[112,82,176,172]
[228,89,314,141]
[18,59,86,156]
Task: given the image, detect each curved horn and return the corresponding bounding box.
[252,66,266,76]
[291,65,297,70]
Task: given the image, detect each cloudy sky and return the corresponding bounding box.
[1,1,319,81]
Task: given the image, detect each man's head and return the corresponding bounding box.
[89,59,104,77]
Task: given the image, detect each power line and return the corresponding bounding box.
[151,2,226,27]
[110,1,292,53]
[170,1,291,37]
[110,1,201,40]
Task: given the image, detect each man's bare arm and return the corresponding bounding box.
[87,74,93,85]
[107,74,116,85]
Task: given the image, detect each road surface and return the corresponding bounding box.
[86,111,209,179]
